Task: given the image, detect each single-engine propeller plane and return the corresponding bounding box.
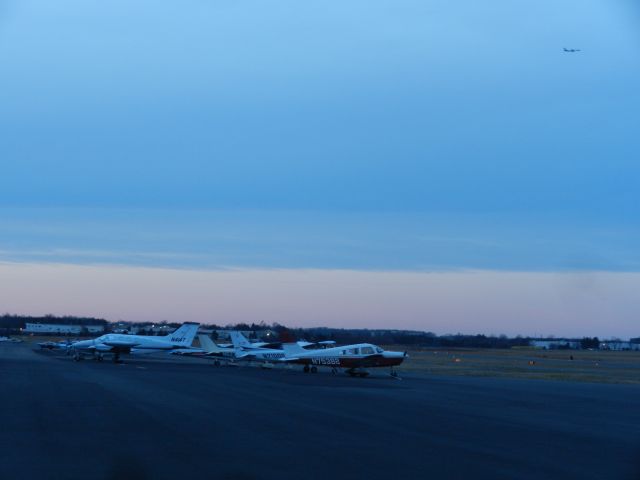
[281,342,408,378]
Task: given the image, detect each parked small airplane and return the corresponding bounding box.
[230,331,335,350]
[229,331,289,364]
[70,322,200,363]
[228,331,287,350]
[172,334,237,363]
[0,336,22,343]
[228,331,339,365]
[281,342,408,378]
[563,48,581,52]
[38,340,73,350]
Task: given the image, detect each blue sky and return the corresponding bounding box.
[1,1,639,335]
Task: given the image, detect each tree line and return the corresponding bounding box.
[1,315,634,349]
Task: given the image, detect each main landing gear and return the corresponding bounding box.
[303,365,318,373]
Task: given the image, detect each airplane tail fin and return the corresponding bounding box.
[229,331,251,349]
[164,322,200,346]
[198,334,227,354]
[282,342,307,358]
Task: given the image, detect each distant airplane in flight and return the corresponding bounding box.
[563,48,581,52]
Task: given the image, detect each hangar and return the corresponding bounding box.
[23,323,105,335]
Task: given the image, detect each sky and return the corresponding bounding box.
[1,1,639,337]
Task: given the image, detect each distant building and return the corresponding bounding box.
[599,341,640,351]
[149,325,174,334]
[530,339,581,350]
[23,323,105,335]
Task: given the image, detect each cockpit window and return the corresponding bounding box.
[347,348,359,355]
[376,347,383,354]
[361,346,374,354]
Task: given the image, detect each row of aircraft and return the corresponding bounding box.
[40,322,408,378]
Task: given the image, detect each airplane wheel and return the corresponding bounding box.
[97,354,103,362]
[214,360,221,366]
[303,365,310,373]
[73,354,80,362]
[310,366,318,374]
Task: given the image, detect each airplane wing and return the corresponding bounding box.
[79,340,141,354]
[254,342,282,349]
[234,351,255,360]
[171,348,206,356]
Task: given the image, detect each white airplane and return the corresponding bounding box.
[172,334,236,363]
[229,331,335,351]
[227,331,338,364]
[228,331,288,364]
[281,342,408,378]
[70,322,200,363]
[38,340,73,350]
[228,331,285,350]
[0,336,22,343]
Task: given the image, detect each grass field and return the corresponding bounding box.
[394,346,640,384]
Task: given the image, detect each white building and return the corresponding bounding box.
[599,341,640,351]
[530,339,581,350]
[23,323,105,334]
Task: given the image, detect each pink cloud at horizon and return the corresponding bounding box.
[1,262,638,339]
